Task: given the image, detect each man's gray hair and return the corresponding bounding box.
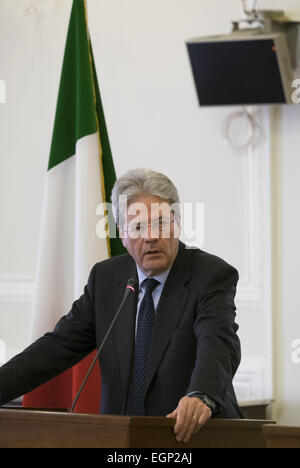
[111,168,180,227]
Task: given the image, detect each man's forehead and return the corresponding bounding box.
[126,200,172,217]
[126,194,170,206]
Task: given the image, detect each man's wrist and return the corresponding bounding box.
[187,392,219,416]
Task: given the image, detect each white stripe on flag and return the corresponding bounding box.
[30,132,108,341]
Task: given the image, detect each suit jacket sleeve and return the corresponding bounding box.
[186,262,241,409]
[0,265,97,406]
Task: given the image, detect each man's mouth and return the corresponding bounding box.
[144,249,162,256]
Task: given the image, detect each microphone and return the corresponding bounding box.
[70,278,138,413]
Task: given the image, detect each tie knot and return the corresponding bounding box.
[142,278,160,294]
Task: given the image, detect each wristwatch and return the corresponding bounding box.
[188,392,218,416]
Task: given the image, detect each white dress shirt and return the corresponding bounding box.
[135,266,171,335]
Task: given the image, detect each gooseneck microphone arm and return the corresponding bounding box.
[70,278,138,413]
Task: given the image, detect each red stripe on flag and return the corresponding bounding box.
[72,351,101,414]
[22,351,101,414]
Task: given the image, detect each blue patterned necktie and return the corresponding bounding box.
[126,278,160,416]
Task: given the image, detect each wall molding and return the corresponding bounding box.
[230,108,273,400]
[235,108,272,308]
[0,276,35,303]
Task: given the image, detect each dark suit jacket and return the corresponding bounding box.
[0,243,242,418]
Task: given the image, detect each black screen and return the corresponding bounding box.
[187,39,286,106]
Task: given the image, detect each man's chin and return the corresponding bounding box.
[142,257,167,276]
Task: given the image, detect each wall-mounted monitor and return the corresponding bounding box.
[186,32,294,106]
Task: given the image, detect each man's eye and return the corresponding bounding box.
[130,222,143,232]
[158,218,168,228]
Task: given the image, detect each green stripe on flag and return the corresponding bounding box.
[48,0,126,256]
[48,0,97,170]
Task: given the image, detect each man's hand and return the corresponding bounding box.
[166,396,212,444]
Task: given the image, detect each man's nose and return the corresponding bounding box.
[144,224,159,241]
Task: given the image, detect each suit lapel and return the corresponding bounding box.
[144,243,191,394]
[115,260,138,403]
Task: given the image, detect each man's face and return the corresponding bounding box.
[120,195,180,276]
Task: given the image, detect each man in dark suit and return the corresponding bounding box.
[0,168,242,444]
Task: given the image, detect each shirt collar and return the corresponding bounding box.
[136,265,171,290]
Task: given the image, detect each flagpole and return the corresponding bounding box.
[83,0,112,258]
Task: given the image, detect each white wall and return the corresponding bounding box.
[271,102,300,424]
[0,0,300,424]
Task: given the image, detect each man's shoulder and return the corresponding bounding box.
[181,243,239,282]
[85,253,136,297]
[190,246,236,269]
[93,252,134,274]
[87,253,136,290]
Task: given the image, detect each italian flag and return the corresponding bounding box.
[23,0,124,413]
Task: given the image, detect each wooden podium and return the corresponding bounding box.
[263,424,300,448]
[0,409,275,448]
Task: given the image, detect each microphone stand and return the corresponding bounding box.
[70,278,138,413]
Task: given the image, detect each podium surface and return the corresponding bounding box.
[0,409,275,448]
[263,424,300,448]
